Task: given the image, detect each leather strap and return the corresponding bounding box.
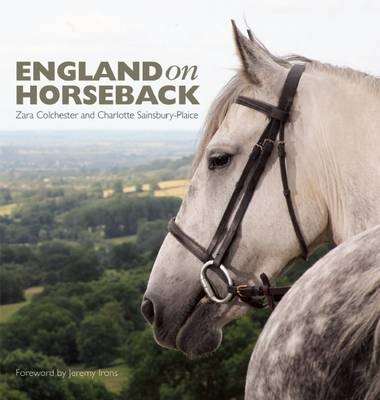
[168,218,210,263]
[278,127,308,258]
[236,96,289,121]
[229,273,290,309]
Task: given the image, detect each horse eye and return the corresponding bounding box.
[208,153,232,170]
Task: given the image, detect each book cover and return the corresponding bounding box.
[0,1,379,399]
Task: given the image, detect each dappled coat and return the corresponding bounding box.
[246,225,380,400]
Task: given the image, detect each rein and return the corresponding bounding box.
[168,64,306,310]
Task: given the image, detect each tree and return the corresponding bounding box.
[0,188,12,205]
[67,380,115,400]
[82,271,147,332]
[0,245,34,264]
[77,315,121,368]
[136,219,167,256]
[1,299,82,364]
[0,270,25,304]
[0,350,116,400]
[113,180,123,194]
[121,316,263,400]
[110,242,143,269]
[0,383,30,400]
[0,350,71,400]
[64,196,181,238]
[37,241,103,284]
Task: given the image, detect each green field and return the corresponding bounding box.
[0,286,44,322]
[0,203,17,216]
[70,362,130,393]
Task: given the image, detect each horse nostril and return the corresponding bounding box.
[141,297,155,325]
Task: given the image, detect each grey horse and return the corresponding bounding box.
[142,23,380,359]
[246,225,380,400]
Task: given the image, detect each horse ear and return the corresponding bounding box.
[231,20,281,85]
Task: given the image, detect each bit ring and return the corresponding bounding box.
[200,260,234,304]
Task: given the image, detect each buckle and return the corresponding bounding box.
[236,284,249,297]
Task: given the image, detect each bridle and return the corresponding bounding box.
[168,65,306,309]
[168,64,307,310]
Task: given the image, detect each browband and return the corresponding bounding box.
[236,96,289,121]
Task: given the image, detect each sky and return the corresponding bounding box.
[0,0,378,132]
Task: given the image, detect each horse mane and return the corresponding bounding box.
[305,60,380,95]
[192,35,379,175]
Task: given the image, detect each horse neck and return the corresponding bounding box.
[308,70,380,244]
